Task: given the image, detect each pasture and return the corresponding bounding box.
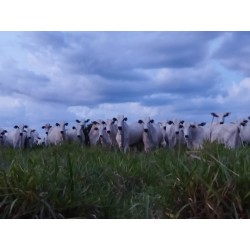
[0,142,250,218]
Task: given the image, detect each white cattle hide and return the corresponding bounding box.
[114,115,143,153]
[138,117,164,152]
[4,124,28,149]
[47,121,68,145]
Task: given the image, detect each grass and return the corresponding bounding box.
[0,142,250,218]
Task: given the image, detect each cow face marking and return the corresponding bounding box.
[198,122,206,126]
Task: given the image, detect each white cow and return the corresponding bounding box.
[66,119,89,145]
[88,120,111,146]
[0,128,7,146]
[32,130,42,146]
[114,115,143,153]
[4,124,28,149]
[161,119,185,149]
[182,122,207,149]
[238,119,250,145]
[46,121,68,145]
[24,128,37,148]
[207,112,231,140]
[41,123,52,146]
[138,117,164,152]
[207,112,241,148]
[106,118,118,147]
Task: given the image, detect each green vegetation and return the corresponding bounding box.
[0,142,250,218]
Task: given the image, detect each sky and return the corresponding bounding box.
[1,31,250,135]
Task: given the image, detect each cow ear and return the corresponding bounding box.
[4,130,7,133]
[113,117,117,122]
[76,119,80,123]
[24,125,28,128]
[31,129,36,132]
[14,125,19,129]
[180,120,184,124]
[190,125,196,128]
[167,120,173,125]
[224,112,230,117]
[85,119,90,123]
[92,121,98,125]
[198,122,206,126]
[240,122,247,127]
[248,116,250,120]
[38,137,41,140]
[102,121,106,125]
[138,120,143,124]
[150,119,154,123]
[72,126,76,129]
[211,112,219,117]
[65,123,68,126]
[124,117,128,121]
[56,123,60,126]
[42,126,45,129]
[243,120,248,123]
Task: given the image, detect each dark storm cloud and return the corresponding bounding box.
[62,32,222,79]
[1,31,248,131]
[213,31,250,75]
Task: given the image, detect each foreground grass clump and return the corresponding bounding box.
[0,143,250,218]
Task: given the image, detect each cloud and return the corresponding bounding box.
[0,31,249,135]
[68,102,159,122]
[213,32,250,75]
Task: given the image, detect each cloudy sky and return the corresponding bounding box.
[0,31,250,134]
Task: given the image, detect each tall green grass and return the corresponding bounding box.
[0,142,250,218]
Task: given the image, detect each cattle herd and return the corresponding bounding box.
[1,112,250,152]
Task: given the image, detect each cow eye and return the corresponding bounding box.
[94,127,98,131]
